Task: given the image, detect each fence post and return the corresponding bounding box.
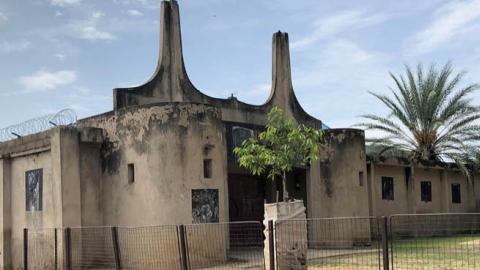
[178,224,189,270]
[54,228,58,270]
[380,217,390,270]
[268,220,275,270]
[64,227,72,270]
[112,226,122,270]
[23,228,28,270]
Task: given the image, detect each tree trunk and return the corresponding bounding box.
[282,171,289,202]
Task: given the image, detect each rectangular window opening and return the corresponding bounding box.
[382,176,394,201]
[128,163,135,183]
[452,183,461,204]
[26,169,43,211]
[358,171,364,186]
[421,181,432,202]
[203,159,212,179]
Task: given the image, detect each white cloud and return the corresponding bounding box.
[92,11,104,19]
[0,40,31,54]
[127,9,143,17]
[50,0,81,7]
[291,10,387,50]
[68,11,117,41]
[80,26,116,41]
[238,82,271,103]
[291,39,393,128]
[18,70,77,92]
[54,53,66,61]
[114,0,159,10]
[0,12,7,23]
[408,0,480,55]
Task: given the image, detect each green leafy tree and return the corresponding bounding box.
[357,62,480,178]
[233,106,323,202]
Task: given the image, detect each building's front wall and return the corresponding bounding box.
[371,164,409,217]
[414,168,443,214]
[370,163,477,217]
[315,129,370,218]
[79,103,229,226]
[1,1,480,268]
[446,170,476,213]
[9,151,56,268]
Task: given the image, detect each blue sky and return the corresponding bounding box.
[1,0,480,135]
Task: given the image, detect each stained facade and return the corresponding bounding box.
[0,1,478,269]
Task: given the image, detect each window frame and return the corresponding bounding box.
[203,159,213,179]
[25,168,43,212]
[127,163,135,184]
[420,181,432,202]
[451,183,461,204]
[358,171,364,187]
[381,176,394,201]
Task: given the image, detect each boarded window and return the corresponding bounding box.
[203,159,212,178]
[358,171,364,186]
[452,183,461,204]
[421,181,432,202]
[128,163,135,183]
[26,169,43,211]
[192,189,219,223]
[232,126,254,149]
[382,176,394,201]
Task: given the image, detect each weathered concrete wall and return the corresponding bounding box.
[316,129,369,218]
[79,143,103,226]
[414,168,442,214]
[372,164,409,216]
[0,158,12,269]
[0,126,105,269]
[10,150,55,268]
[370,162,477,216]
[79,103,229,226]
[447,171,476,213]
[51,127,82,227]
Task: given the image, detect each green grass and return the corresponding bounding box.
[308,235,480,269]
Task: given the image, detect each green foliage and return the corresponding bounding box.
[356,62,480,178]
[233,107,323,201]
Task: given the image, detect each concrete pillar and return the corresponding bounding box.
[51,127,82,227]
[264,201,307,270]
[270,32,294,113]
[307,161,321,219]
[366,163,376,216]
[467,176,476,211]
[474,174,480,211]
[440,170,450,213]
[113,0,191,108]
[0,157,12,269]
[406,166,416,214]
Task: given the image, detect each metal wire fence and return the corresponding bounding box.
[185,221,265,269]
[23,214,480,270]
[275,217,383,270]
[390,213,480,270]
[25,228,60,270]
[25,222,264,270]
[69,227,117,270]
[118,225,182,270]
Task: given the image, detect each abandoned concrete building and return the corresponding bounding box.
[1,0,479,269]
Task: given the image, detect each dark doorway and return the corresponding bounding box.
[286,168,308,210]
[227,168,308,222]
[228,173,266,222]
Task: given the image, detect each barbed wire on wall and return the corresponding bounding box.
[0,109,77,142]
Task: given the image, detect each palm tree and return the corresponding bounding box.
[357,62,480,177]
